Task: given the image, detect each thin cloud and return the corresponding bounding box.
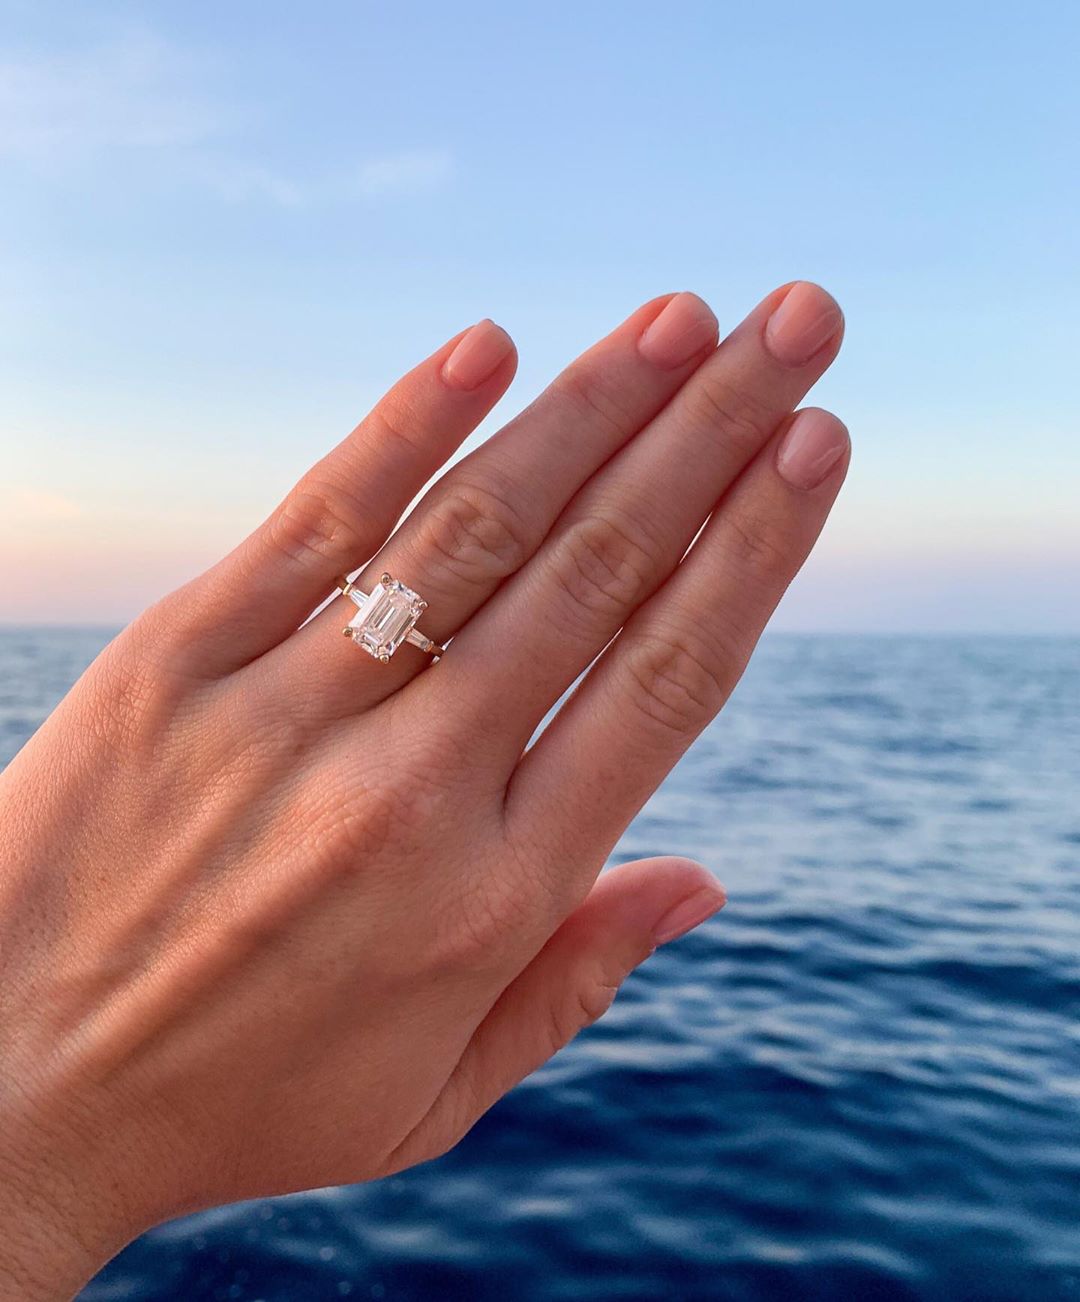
[354,149,454,198]
[190,160,306,208]
[0,32,453,208]
[0,31,222,163]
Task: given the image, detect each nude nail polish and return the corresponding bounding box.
[764,282,843,368]
[442,319,513,391]
[652,886,727,946]
[776,408,850,490]
[638,292,719,370]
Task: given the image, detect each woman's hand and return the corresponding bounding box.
[0,283,847,1299]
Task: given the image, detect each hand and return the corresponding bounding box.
[0,283,847,1299]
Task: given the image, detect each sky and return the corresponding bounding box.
[1,1,1078,631]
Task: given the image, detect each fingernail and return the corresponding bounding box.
[776,408,850,490]
[637,292,719,370]
[652,885,727,947]
[763,282,843,368]
[442,319,513,391]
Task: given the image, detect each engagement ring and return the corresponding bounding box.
[337,574,445,663]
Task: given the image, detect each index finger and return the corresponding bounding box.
[149,319,518,676]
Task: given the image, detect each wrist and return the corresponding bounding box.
[0,1117,138,1301]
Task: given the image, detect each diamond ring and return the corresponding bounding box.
[336,574,445,664]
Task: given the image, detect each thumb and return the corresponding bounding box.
[382,856,725,1173]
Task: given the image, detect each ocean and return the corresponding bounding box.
[2,629,1078,1301]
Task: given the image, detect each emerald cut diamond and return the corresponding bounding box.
[345,575,427,662]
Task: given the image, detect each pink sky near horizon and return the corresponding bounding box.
[2,477,1077,634]
[3,10,1078,635]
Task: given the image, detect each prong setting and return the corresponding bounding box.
[341,573,428,663]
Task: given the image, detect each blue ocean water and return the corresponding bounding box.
[2,630,1078,1301]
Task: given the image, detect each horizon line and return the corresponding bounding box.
[2,623,1078,640]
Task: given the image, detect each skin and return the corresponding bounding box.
[0,283,848,1300]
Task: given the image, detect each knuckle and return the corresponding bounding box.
[431,824,567,973]
[623,627,731,737]
[88,624,185,753]
[308,778,420,881]
[553,512,656,622]
[436,873,537,971]
[556,366,633,438]
[367,399,429,460]
[133,586,219,680]
[723,512,792,577]
[270,480,369,567]
[313,730,475,885]
[544,971,620,1055]
[689,371,775,450]
[421,478,536,589]
[333,788,401,863]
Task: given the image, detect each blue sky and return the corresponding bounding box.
[1,1,1077,630]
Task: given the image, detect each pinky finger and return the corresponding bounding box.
[377,857,725,1176]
